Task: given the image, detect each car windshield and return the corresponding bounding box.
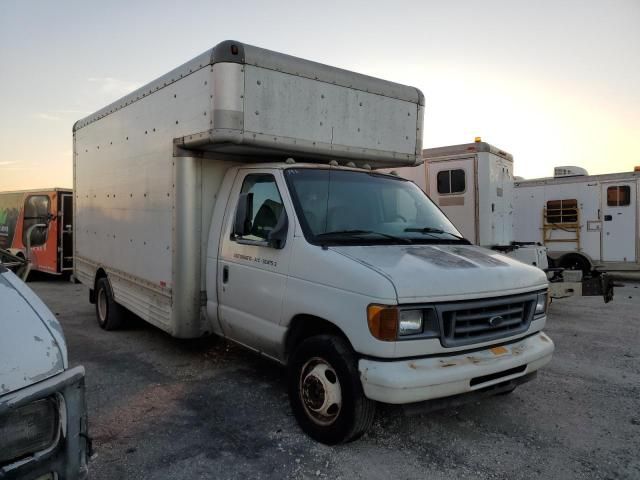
[284,168,467,245]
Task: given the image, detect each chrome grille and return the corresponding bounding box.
[436,293,537,347]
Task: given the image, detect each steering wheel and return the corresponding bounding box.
[391,214,407,223]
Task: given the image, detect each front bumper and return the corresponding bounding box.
[0,366,89,480]
[359,331,554,404]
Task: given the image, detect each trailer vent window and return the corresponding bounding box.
[437,169,465,194]
[22,195,50,247]
[607,186,630,207]
[546,199,578,224]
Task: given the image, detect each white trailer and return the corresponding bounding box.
[514,168,640,273]
[74,42,554,443]
[391,141,546,264]
[392,141,614,300]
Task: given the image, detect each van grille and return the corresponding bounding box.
[436,293,537,347]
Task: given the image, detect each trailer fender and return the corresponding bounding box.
[557,252,592,275]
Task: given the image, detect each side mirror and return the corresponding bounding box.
[233,193,253,237]
[268,212,288,249]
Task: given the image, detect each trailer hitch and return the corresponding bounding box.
[548,271,616,303]
[581,273,616,303]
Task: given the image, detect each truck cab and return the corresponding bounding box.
[208,162,553,443]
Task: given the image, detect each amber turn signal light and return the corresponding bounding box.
[367,305,398,341]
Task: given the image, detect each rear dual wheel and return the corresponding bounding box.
[288,335,376,444]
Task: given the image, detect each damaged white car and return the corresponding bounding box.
[0,265,90,479]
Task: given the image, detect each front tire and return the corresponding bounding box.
[95,277,125,330]
[288,335,376,444]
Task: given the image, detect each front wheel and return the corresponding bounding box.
[288,335,376,444]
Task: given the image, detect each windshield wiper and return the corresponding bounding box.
[316,229,412,244]
[403,227,469,242]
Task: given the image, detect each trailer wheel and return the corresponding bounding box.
[95,277,125,330]
[288,334,376,444]
[559,253,591,276]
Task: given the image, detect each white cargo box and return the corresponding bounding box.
[75,40,424,167]
[73,41,425,337]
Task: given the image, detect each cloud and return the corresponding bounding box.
[0,161,16,166]
[33,112,62,121]
[87,77,142,97]
[54,109,92,115]
[29,109,91,123]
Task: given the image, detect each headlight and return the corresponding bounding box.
[534,292,548,317]
[399,309,423,336]
[0,397,59,465]
[368,305,440,340]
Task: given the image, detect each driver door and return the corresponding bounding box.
[218,169,293,358]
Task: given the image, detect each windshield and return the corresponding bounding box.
[284,168,467,245]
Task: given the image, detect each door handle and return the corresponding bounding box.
[222,265,229,284]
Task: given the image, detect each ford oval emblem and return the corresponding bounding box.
[488,315,504,327]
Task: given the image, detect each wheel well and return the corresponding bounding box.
[284,315,352,363]
[90,268,108,304]
[558,253,592,274]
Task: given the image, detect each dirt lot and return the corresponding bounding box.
[30,277,640,480]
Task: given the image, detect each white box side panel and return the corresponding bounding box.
[74,68,212,288]
[486,153,513,246]
[513,185,545,243]
[199,159,240,291]
[514,181,601,260]
[427,157,477,243]
[381,164,427,192]
[538,182,594,256]
[243,65,419,157]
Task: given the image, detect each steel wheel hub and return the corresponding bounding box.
[300,358,342,426]
[98,289,107,321]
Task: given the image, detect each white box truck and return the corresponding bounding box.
[514,167,640,274]
[74,41,554,444]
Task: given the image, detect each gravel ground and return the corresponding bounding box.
[30,277,640,480]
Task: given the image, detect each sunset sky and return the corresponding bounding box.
[1,0,638,191]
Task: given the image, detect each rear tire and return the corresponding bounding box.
[288,334,376,444]
[95,277,125,330]
[559,253,591,276]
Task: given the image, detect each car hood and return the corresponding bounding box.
[0,268,67,395]
[330,244,548,302]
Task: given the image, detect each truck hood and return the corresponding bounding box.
[330,244,548,302]
[0,268,66,395]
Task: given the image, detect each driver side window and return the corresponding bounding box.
[237,174,285,242]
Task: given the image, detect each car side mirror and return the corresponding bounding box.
[234,193,253,237]
[268,211,288,249]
